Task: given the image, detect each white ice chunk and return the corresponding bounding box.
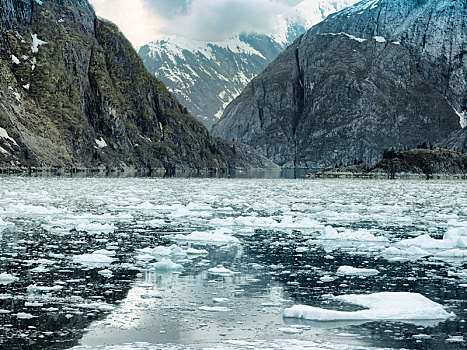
[76,222,115,234]
[27,284,63,293]
[283,292,454,322]
[174,228,239,245]
[93,249,116,257]
[397,234,451,249]
[320,226,388,242]
[150,258,183,271]
[199,306,232,312]
[208,265,236,276]
[0,273,19,285]
[73,253,114,267]
[404,246,430,256]
[337,266,379,276]
[16,312,35,319]
[186,247,208,255]
[98,269,114,278]
[434,249,467,258]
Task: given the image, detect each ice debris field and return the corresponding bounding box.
[0,177,465,349]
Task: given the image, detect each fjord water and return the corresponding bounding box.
[0,177,465,350]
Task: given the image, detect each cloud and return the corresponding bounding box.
[145,0,189,19]
[89,0,166,47]
[89,0,300,45]
[161,0,291,41]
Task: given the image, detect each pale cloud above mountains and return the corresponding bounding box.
[89,0,336,46]
[89,0,304,46]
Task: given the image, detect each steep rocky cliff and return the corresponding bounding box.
[212,0,466,168]
[0,0,276,171]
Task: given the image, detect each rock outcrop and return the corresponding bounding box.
[0,0,276,171]
[212,0,466,168]
[318,148,467,179]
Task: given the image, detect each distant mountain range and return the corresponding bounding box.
[138,0,360,129]
[212,0,467,168]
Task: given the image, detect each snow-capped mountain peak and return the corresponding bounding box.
[139,0,362,129]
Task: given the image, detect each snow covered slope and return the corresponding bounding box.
[138,0,360,129]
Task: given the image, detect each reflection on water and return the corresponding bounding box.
[0,178,465,349]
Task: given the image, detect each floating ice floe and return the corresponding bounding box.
[185,247,208,255]
[283,292,454,323]
[75,302,115,311]
[389,227,467,260]
[434,249,467,258]
[16,312,35,319]
[336,266,379,276]
[138,244,186,258]
[207,265,236,276]
[73,253,114,267]
[150,258,183,271]
[27,285,63,293]
[199,306,232,312]
[397,234,453,249]
[93,249,116,257]
[173,228,239,245]
[76,222,116,234]
[0,273,19,285]
[30,266,49,273]
[209,215,322,230]
[319,226,388,242]
[381,246,430,257]
[98,269,114,278]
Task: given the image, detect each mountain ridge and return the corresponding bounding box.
[212,0,466,168]
[138,0,361,129]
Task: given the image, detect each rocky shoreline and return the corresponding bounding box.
[308,148,467,180]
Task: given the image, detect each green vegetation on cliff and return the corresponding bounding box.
[0,0,276,171]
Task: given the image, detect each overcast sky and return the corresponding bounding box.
[89,0,304,47]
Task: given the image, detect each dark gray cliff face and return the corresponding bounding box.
[0,0,276,170]
[212,0,465,167]
[1,0,94,31]
[309,0,467,121]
